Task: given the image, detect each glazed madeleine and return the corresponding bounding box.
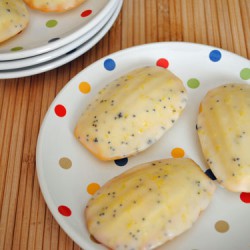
[24,0,85,12]
[75,66,188,160]
[197,83,250,192]
[0,0,29,43]
[85,158,216,250]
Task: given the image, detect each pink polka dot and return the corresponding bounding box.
[81,9,92,17]
[240,192,250,203]
[54,104,66,117]
[156,58,169,68]
[58,205,72,216]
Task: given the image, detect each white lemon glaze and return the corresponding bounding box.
[75,66,188,160]
[85,158,216,250]
[197,83,250,192]
[0,0,29,43]
[23,0,85,12]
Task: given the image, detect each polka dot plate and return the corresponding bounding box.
[36,42,250,250]
[0,0,121,71]
[0,0,123,79]
[0,0,117,61]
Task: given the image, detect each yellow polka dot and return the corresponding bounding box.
[215,220,230,233]
[59,157,72,169]
[79,82,91,94]
[171,147,185,158]
[87,183,100,195]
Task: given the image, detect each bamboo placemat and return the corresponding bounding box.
[0,0,249,249]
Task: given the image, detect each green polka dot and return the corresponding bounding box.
[11,46,23,52]
[187,78,200,89]
[240,68,250,80]
[46,20,58,28]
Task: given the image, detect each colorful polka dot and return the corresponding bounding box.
[156,58,169,68]
[54,104,66,117]
[87,183,100,195]
[215,220,229,233]
[11,46,23,52]
[240,192,250,203]
[48,38,60,43]
[171,147,185,158]
[114,158,128,167]
[209,50,222,62]
[46,20,58,28]
[187,78,200,89]
[205,169,217,180]
[81,9,92,17]
[104,58,116,71]
[79,82,91,94]
[240,68,250,80]
[59,157,72,169]
[58,205,72,217]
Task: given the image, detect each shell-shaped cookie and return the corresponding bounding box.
[75,66,188,160]
[0,0,29,43]
[85,158,216,250]
[24,0,85,12]
[197,83,250,192]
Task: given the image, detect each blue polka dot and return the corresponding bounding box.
[104,58,116,71]
[209,50,222,62]
[205,169,217,180]
[114,158,128,166]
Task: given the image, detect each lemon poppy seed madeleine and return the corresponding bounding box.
[0,0,29,43]
[85,158,216,250]
[23,0,85,12]
[74,66,188,161]
[197,83,250,192]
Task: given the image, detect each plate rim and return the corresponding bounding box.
[0,0,123,79]
[0,0,120,70]
[0,0,118,61]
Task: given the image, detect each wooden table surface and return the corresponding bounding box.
[0,0,250,249]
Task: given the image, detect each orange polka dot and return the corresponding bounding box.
[171,147,185,158]
[79,82,91,94]
[87,183,100,195]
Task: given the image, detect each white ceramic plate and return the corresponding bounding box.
[0,0,117,61]
[36,42,250,250]
[0,1,123,79]
[0,0,119,70]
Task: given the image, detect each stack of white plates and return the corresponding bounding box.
[0,0,123,79]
